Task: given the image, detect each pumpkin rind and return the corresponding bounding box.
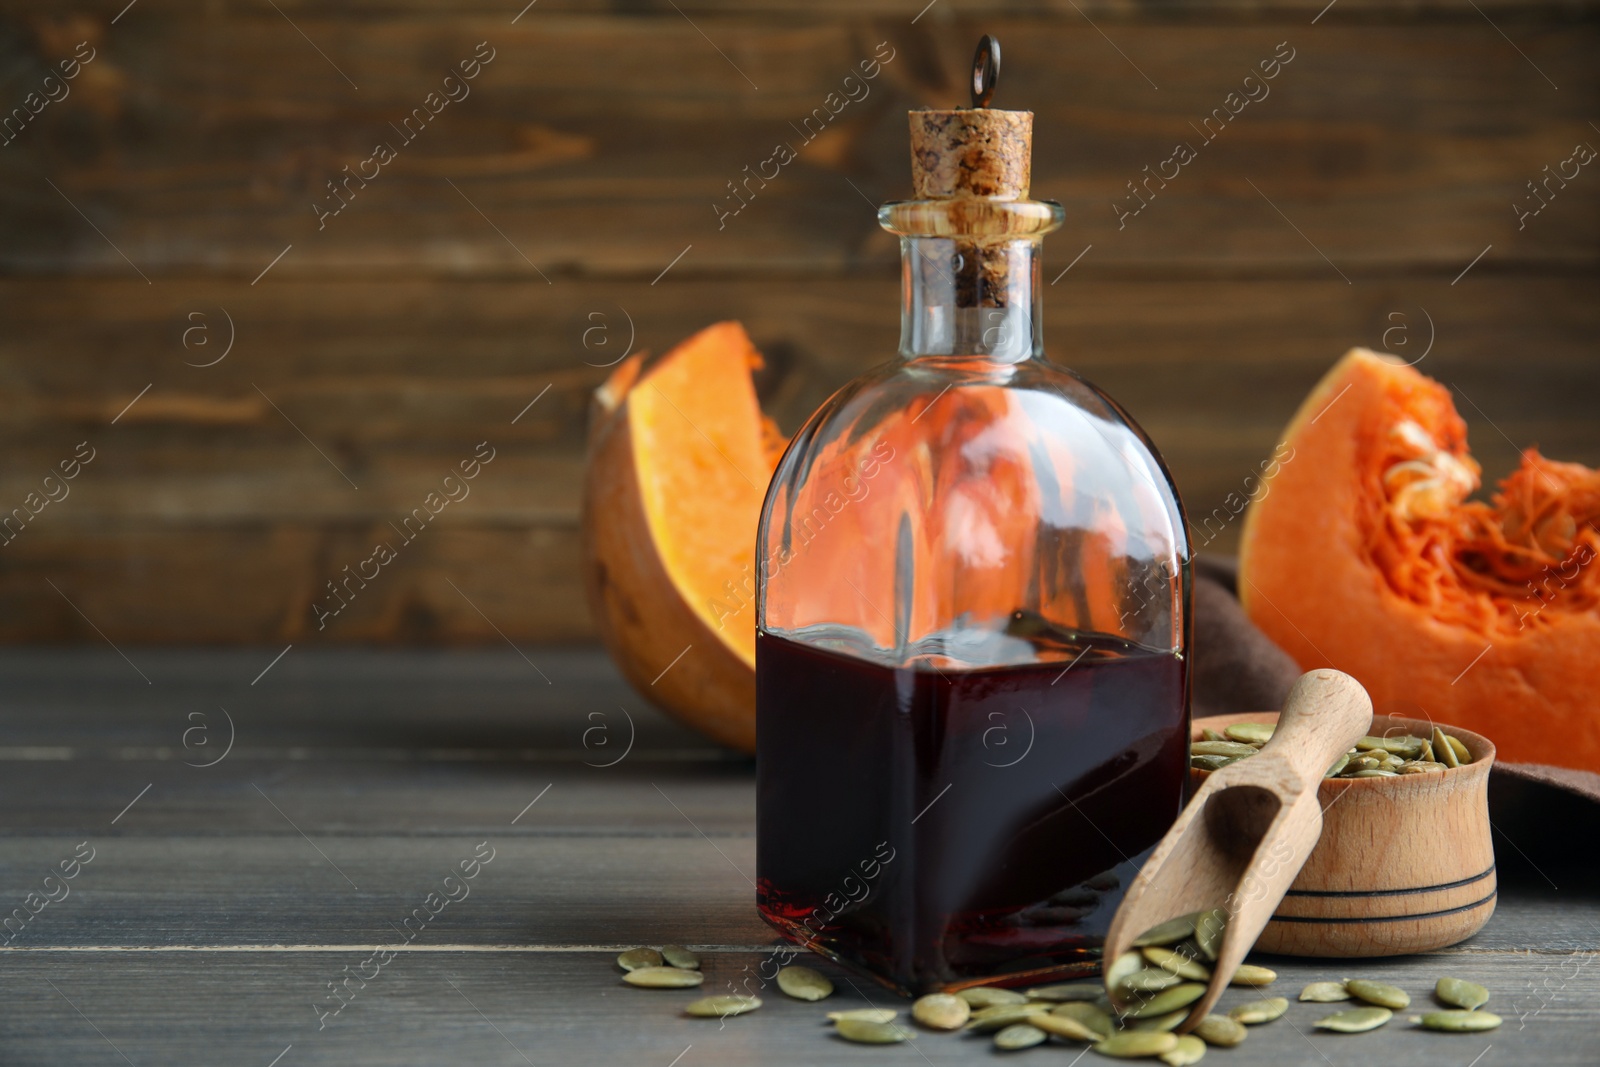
[1239,348,1600,771]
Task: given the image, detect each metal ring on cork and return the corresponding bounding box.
[970,35,1000,108]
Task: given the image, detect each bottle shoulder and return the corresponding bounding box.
[768,355,1181,509]
[756,354,1190,657]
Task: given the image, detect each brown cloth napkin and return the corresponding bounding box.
[1192,553,1600,886]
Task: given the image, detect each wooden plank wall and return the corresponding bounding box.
[0,1,1595,642]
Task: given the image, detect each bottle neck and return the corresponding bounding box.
[899,236,1042,364]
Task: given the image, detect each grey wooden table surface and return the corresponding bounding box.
[1,648,1596,1066]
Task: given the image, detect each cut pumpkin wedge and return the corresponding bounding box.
[582,322,785,752]
[1240,348,1600,770]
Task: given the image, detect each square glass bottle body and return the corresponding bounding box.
[755,201,1191,994]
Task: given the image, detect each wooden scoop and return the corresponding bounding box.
[1102,668,1373,1030]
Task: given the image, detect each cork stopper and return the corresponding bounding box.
[908,108,1033,200]
[907,37,1031,200]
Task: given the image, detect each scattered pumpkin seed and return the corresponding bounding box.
[911,994,969,1030]
[836,1017,913,1044]
[1190,755,1234,772]
[960,986,1028,1008]
[1122,968,1183,993]
[685,995,761,1017]
[1345,979,1410,1010]
[776,965,834,1002]
[1224,722,1275,745]
[1413,1010,1502,1032]
[1193,909,1228,961]
[1028,981,1105,1002]
[1229,964,1277,987]
[1298,982,1351,1002]
[995,1023,1048,1050]
[1133,915,1198,947]
[1192,1015,1247,1048]
[1122,982,1207,1019]
[1314,1006,1393,1033]
[827,1009,899,1024]
[1094,1031,1179,1058]
[966,1004,1050,1033]
[1143,946,1212,982]
[1033,1012,1104,1043]
[1201,728,1227,742]
[1228,997,1288,1025]
[1131,1009,1192,1032]
[617,947,663,971]
[1435,977,1490,1011]
[623,966,705,989]
[1160,1034,1207,1066]
[1051,1001,1115,1038]
[660,945,700,970]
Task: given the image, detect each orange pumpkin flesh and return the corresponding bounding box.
[1239,348,1600,771]
[582,322,784,752]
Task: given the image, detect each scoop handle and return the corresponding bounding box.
[1257,669,1373,787]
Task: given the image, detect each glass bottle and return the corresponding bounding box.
[754,88,1191,995]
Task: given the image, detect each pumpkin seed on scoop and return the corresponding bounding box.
[1122,982,1207,1018]
[1193,909,1228,961]
[1031,1012,1103,1043]
[1131,1009,1192,1032]
[1142,946,1211,982]
[1314,1006,1393,1033]
[1133,914,1198,947]
[1106,950,1146,998]
[1051,1001,1114,1038]
[1435,977,1490,1011]
[1122,968,1183,994]
[776,965,834,1001]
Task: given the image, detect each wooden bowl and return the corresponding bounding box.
[1193,712,1496,957]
